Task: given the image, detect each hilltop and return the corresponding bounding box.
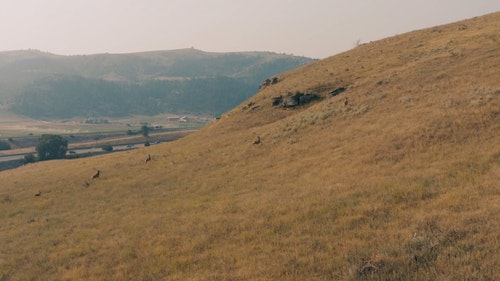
[0,12,499,280]
[0,49,313,118]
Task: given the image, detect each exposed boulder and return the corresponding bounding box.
[242,101,261,112]
[283,94,300,108]
[242,101,256,110]
[299,93,317,104]
[272,96,283,106]
[259,76,280,90]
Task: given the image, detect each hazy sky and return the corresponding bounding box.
[1,0,499,58]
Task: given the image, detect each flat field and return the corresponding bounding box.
[0,112,206,155]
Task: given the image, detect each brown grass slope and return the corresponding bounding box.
[1,12,499,281]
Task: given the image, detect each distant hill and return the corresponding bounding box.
[0,49,314,118]
[0,12,499,281]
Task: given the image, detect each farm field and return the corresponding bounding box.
[0,112,208,138]
[0,113,205,165]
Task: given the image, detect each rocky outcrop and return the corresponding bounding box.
[259,76,280,90]
[329,87,346,97]
[272,96,283,106]
[272,91,319,108]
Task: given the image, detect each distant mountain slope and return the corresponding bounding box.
[0,49,314,118]
[0,12,499,281]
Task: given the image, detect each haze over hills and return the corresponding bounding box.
[0,49,314,118]
[0,12,499,280]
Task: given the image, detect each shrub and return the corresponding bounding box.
[101,145,113,152]
[24,153,36,163]
[140,125,149,137]
[0,140,11,151]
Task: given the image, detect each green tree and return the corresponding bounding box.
[36,134,68,161]
[140,125,149,137]
[0,140,10,151]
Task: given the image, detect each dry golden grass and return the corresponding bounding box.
[1,12,499,280]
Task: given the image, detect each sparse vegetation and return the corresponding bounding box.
[0,12,499,281]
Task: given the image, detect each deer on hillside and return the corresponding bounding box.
[344,97,349,106]
[145,154,152,163]
[91,169,100,180]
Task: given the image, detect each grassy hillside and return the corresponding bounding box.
[0,12,499,280]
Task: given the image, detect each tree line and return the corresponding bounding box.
[11,75,256,119]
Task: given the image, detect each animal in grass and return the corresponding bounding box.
[145,154,151,163]
[34,191,41,197]
[91,169,100,180]
[253,136,261,145]
[344,97,349,106]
